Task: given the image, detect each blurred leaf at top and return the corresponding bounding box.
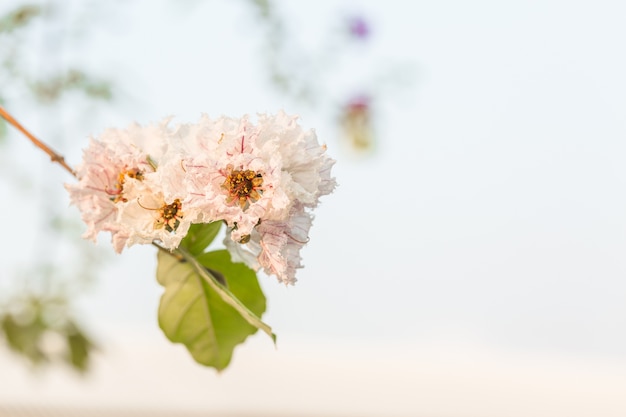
[0,4,41,33]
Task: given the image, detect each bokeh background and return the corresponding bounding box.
[2,1,626,416]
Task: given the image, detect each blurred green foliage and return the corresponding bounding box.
[0,119,6,143]
[1,295,95,373]
[0,2,108,373]
[246,0,315,103]
[0,4,112,140]
[0,4,40,33]
[31,69,112,103]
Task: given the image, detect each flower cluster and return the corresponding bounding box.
[66,111,336,284]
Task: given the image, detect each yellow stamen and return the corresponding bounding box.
[110,168,144,203]
[154,199,183,232]
[221,165,264,210]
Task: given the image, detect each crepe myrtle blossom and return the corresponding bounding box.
[66,119,195,252]
[182,111,336,244]
[66,111,335,284]
[178,111,335,284]
[225,203,313,285]
[180,114,288,242]
[113,160,195,250]
[180,111,335,284]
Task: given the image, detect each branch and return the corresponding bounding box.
[151,241,184,261]
[0,105,76,177]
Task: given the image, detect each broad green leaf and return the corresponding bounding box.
[180,221,222,256]
[157,249,273,370]
[197,250,267,321]
[179,248,275,340]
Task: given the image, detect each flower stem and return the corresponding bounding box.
[0,105,76,177]
[151,241,184,261]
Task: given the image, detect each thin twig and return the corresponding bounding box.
[151,241,184,261]
[0,105,76,177]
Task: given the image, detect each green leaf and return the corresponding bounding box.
[65,322,95,373]
[1,306,96,373]
[197,250,267,318]
[1,313,47,364]
[181,248,275,340]
[157,249,273,370]
[180,221,222,256]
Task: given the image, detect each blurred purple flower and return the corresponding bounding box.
[347,15,370,40]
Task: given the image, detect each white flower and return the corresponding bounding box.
[66,119,192,252]
[67,111,335,284]
[182,111,335,284]
[114,159,194,250]
[205,112,336,284]
[255,112,336,208]
[225,203,313,285]
[183,111,335,244]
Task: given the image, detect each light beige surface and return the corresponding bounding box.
[0,407,278,417]
[1,325,626,417]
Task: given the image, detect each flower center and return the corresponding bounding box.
[222,165,263,210]
[110,169,144,203]
[155,198,183,233]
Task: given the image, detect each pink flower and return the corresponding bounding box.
[66,119,193,252]
[183,111,335,245]
[199,111,336,284]
[225,204,312,285]
[66,111,335,284]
